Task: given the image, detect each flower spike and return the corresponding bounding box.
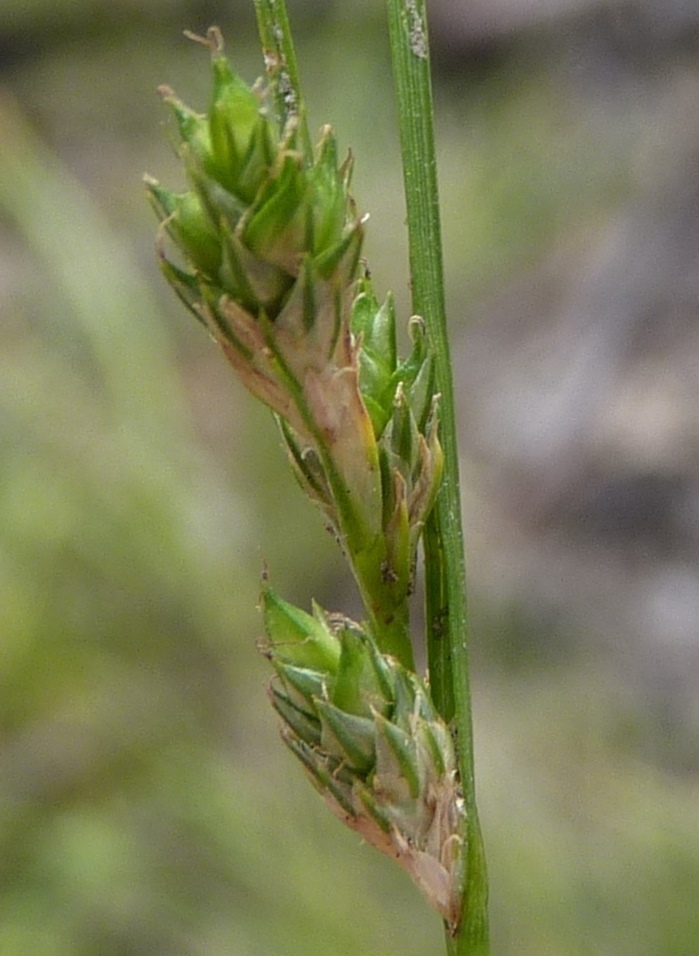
[146,31,443,666]
[260,584,465,931]
[147,24,463,932]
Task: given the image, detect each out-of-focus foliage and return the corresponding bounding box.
[1,1,698,954]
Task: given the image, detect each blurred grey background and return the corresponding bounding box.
[1,1,698,954]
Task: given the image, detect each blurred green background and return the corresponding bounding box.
[2,1,699,954]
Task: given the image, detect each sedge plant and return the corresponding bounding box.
[145,1,489,952]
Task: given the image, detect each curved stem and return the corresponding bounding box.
[261,321,414,668]
[253,1,413,668]
[385,0,489,950]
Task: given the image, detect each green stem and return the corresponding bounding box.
[385,1,489,951]
[422,506,454,719]
[253,0,313,157]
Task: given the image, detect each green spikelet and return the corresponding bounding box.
[260,584,465,932]
[146,29,443,668]
[350,277,444,588]
[145,29,366,447]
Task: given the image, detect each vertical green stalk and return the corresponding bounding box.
[385,0,489,951]
[253,0,312,156]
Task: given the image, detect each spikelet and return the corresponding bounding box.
[260,585,464,932]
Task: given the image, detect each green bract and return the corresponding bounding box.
[261,585,464,931]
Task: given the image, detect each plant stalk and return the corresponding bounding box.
[385,0,490,950]
[253,0,312,156]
